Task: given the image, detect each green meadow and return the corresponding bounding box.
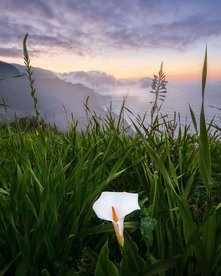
[0,39,221,275]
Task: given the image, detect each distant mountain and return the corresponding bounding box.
[0,61,21,80]
[0,61,110,131]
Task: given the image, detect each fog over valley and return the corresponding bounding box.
[1,61,221,131]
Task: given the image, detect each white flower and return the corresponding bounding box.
[92,191,140,247]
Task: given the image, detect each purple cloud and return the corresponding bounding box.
[0,0,220,58]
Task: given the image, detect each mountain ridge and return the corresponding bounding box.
[0,61,110,131]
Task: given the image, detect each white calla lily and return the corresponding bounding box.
[93,191,140,247]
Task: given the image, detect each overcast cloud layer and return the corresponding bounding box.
[1,0,221,59]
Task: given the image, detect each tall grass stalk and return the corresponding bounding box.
[23,33,40,123]
[150,62,168,124]
[198,47,212,194]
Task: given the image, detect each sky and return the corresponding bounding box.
[0,0,221,81]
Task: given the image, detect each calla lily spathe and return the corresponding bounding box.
[93,191,140,247]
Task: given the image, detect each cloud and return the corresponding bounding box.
[117,77,151,88]
[0,0,221,59]
[56,70,151,97]
[56,71,117,94]
[0,48,21,58]
[69,71,117,86]
[2,0,53,18]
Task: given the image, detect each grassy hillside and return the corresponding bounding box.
[0,102,221,275]
[0,40,221,275]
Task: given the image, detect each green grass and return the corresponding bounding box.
[0,101,221,275]
[0,46,221,275]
